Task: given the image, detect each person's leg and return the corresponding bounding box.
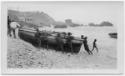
[87,47,92,55]
[10,29,13,37]
[59,44,62,51]
[9,28,12,37]
[44,38,48,49]
[8,24,10,36]
[43,39,46,49]
[46,41,48,50]
[87,50,91,55]
[42,39,45,49]
[61,43,64,51]
[44,40,47,49]
[91,46,94,51]
[39,38,41,48]
[70,43,73,53]
[56,41,59,50]
[67,43,70,52]
[14,29,16,38]
[95,46,99,53]
[12,29,16,38]
[58,42,63,51]
[85,48,90,55]
[15,28,19,39]
[89,50,93,55]
[37,38,41,48]
[8,28,10,36]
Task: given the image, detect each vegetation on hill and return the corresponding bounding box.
[8,10,55,27]
[88,21,113,27]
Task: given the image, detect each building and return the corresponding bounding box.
[65,19,80,27]
[65,19,72,24]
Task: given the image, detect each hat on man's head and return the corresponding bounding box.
[81,35,84,39]
[68,32,72,35]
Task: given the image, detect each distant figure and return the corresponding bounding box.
[82,37,93,55]
[66,32,74,53]
[56,33,64,51]
[7,16,11,36]
[9,21,21,38]
[92,39,99,53]
[35,28,41,48]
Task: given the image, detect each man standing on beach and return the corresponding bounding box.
[9,21,21,38]
[92,39,99,53]
[35,28,41,48]
[66,32,74,53]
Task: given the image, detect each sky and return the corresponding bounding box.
[7,1,124,26]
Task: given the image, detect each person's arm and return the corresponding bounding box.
[17,23,21,28]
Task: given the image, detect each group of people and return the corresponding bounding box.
[81,35,99,55]
[54,32,99,55]
[56,32,74,52]
[35,28,49,49]
[35,28,99,55]
[35,28,74,53]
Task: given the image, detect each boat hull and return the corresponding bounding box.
[19,29,82,53]
[109,33,117,39]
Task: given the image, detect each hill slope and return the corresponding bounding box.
[8,10,55,27]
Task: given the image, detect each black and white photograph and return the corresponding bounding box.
[1,1,124,75]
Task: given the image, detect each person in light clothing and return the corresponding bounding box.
[9,21,21,38]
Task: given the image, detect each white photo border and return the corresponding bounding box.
[1,1,124,75]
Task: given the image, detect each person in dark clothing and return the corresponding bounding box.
[41,32,48,50]
[7,16,11,36]
[82,37,93,55]
[35,28,41,48]
[92,39,98,53]
[66,32,74,53]
[56,33,64,51]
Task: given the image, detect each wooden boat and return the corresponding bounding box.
[19,28,83,53]
[109,33,117,39]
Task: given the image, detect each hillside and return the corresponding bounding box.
[88,21,113,27]
[8,10,82,28]
[8,10,55,27]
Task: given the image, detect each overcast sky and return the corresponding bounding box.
[7,1,123,26]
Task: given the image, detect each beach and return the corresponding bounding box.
[7,26,117,69]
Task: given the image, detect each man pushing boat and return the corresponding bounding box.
[81,35,93,55]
